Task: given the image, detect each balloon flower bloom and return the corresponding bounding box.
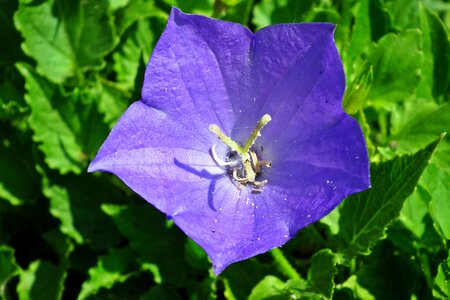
[89,8,370,274]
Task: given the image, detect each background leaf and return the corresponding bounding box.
[391,101,450,171]
[16,63,85,174]
[0,245,21,295]
[14,0,116,83]
[1,1,450,299]
[367,29,423,108]
[17,260,66,300]
[338,136,442,259]
[102,203,190,286]
[78,247,138,299]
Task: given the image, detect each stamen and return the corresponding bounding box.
[251,188,263,194]
[243,159,256,182]
[257,160,272,171]
[253,180,268,187]
[232,168,248,182]
[208,114,272,192]
[250,151,260,173]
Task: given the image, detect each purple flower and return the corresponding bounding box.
[89,8,370,274]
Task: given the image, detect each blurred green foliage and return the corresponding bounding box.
[0,0,449,299]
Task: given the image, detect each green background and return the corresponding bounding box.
[1,0,450,299]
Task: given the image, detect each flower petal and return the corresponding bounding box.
[266,114,370,228]
[88,101,226,214]
[172,185,291,274]
[233,23,345,145]
[141,8,253,136]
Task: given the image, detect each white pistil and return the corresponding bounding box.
[210,144,237,167]
[208,114,272,192]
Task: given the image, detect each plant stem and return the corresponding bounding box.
[271,248,301,280]
[212,0,226,18]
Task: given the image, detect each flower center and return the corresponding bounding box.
[209,114,272,193]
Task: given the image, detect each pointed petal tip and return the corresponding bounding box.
[212,264,224,276]
[87,162,97,173]
[169,6,182,17]
[87,158,102,173]
[169,6,193,23]
[209,253,238,276]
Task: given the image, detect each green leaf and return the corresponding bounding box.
[16,63,84,174]
[390,100,450,171]
[78,247,138,299]
[419,165,450,240]
[433,253,450,298]
[419,4,450,100]
[0,0,23,66]
[248,275,289,300]
[307,249,337,299]
[247,250,336,299]
[42,229,74,267]
[43,173,123,250]
[14,0,116,83]
[385,0,420,29]
[337,135,442,260]
[97,82,131,128]
[16,62,111,173]
[69,87,112,158]
[44,179,81,244]
[108,0,130,12]
[368,0,393,41]
[113,19,155,90]
[339,275,375,300]
[0,245,20,295]
[0,80,28,121]
[248,275,308,300]
[102,203,189,286]
[352,242,424,299]
[217,0,252,25]
[221,0,245,6]
[367,29,423,108]
[140,285,183,300]
[161,0,214,16]
[115,0,167,35]
[320,209,340,236]
[222,259,270,300]
[343,0,371,75]
[252,0,317,29]
[17,260,66,300]
[398,187,429,239]
[187,276,217,300]
[184,238,209,270]
[0,123,40,205]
